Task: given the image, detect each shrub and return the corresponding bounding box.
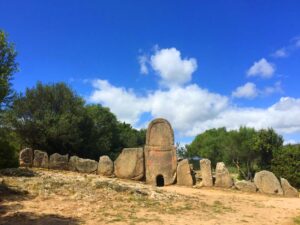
[271,144,300,188]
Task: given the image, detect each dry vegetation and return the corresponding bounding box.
[0,168,299,225]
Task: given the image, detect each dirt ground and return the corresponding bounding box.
[0,168,299,225]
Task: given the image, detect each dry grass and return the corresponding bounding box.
[0,168,299,225]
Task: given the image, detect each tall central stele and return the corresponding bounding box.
[144,118,177,186]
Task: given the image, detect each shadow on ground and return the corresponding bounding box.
[0,212,81,225]
[0,182,80,225]
[0,168,36,177]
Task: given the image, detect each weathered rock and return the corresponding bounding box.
[144,118,177,186]
[49,153,69,170]
[235,180,257,192]
[200,159,213,187]
[114,148,144,180]
[19,148,33,167]
[280,178,298,197]
[75,158,98,173]
[33,150,48,168]
[177,159,193,186]
[98,155,114,176]
[254,170,283,195]
[215,162,233,188]
[68,156,79,171]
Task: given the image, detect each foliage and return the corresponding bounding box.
[186,127,284,180]
[271,144,300,188]
[7,82,146,161]
[186,128,228,167]
[254,128,283,170]
[114,123,146,159]
[225,127,258,179]
[0,127,19,169]
[0,30,18,110]
[0,30,19,168]
[8,82,89,156]
[83,104,119,159]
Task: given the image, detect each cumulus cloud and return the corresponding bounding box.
[186,97,300,136]
[232,82,258,99]
[270,37,300,58]
[88,79,300,138]
[232,81,283,99]
[272,48,288,58]
[150,47,197,87]
[138,55,149,75]
[89,80,148,125]
[247,58,275,78]
[87,47,297,141]
[262,81,283,96]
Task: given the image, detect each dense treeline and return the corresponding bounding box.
[185,127,300,187]
[3,82,146,161]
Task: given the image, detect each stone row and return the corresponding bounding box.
[198,158,298,198]
[19,147,143,178]
[19,148,298,197]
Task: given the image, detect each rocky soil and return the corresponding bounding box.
[0,168,299,225]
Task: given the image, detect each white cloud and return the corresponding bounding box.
[150,47,197,87]
[88,79,300,138]
[138,55,149,75]
[87,47,297,141]
[272,48,288,58]
[232,82,258,99]
[247,58,275,78]
[232,82,283,99]
[262,81,283,96]
[187,97,300,136]
[89,80,148,125]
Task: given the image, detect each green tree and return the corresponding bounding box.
[9,82,91,156]
[0,30,19,168]
[186,126,283,180]
[226,127,258,179]
[254,128,283,170]
[271,144,300,188]
[0,30,18,110]
[0,127,19,168]
[114,122,146,159]
[83,104,119,159]
[186,127,228,167]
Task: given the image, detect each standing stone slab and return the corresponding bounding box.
[68,156,79,171]
[215,162,233,188]
[33,150,48,168]
[177,159,193,186]
[19,148,33,167]
[235,180,257,193]
[49,153,69,170]
[98,155,114,176]
[280,178,298,197]
[200,159,213,187]
[254,170,283,195]
[75,158,98,173]
[145,118,177,186]
[114,148,144,180]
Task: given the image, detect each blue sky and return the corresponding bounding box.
[1,0,300,144]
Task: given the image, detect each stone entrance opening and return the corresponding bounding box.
[156,174,164,187]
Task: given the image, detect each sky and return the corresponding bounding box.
[1,0,300,145]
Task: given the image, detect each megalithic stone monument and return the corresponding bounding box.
[144,118,177,186]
